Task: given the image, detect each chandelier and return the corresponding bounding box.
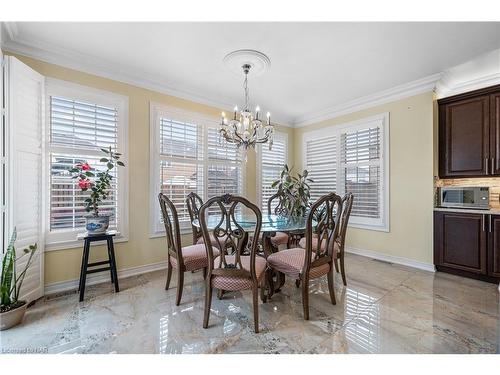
[219,63,274,153]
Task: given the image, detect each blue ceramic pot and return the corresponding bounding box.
[85,215,110,235]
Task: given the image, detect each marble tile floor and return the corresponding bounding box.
[1,253,499,354]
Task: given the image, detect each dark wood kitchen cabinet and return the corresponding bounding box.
[434,211,500,282]
[490,91,500,175]
[434,211,487,275]
[488,215,500,278]
[438,84,500,178]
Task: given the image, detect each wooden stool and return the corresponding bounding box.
[77,230,119,302]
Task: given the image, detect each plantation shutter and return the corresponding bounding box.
[5,56,45,303]
[48,96,120,232]
[305,135,337,202]
[340,126,381,219]
[206,127,243,198]
[158,118,203,230]
[260,133,287,212]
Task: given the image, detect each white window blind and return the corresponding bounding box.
[305,135,337,202]
[259,133,288,212]
[207,127,243,198]
[341,127,381,219]
[49,97,119,230]
[150,104,244,236]
[46,80,128,248]
[303,113,389,231]
[158,118,203,228]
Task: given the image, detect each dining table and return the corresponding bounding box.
[192,213,313,301]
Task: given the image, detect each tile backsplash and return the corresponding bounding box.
[434,177,500,209]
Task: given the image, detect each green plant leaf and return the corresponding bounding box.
[101,148,110,154]
[107,162,114,170]
[100,158,109,163]
[116,161,125,167]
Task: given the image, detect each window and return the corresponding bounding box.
[150,103,244,236]
[45,79,129,248]
[303,113,389,231]
[257,132,288,212]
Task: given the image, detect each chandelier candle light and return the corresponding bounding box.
[219,63,275,157]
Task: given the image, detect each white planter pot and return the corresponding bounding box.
[0,301,27,331]
[85,215,110,235]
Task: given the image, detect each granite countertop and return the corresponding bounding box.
[434,206,500,215]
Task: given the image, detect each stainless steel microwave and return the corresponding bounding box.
[438,186,489,209]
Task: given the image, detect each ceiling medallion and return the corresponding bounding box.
[219,50,274,159]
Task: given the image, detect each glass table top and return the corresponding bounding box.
[192,214,311,232]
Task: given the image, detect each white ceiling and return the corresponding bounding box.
[3,22,500,125]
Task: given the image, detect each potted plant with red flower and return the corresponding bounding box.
[68,147,125,235]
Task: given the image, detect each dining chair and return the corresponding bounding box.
[267,192,343,320]
[187,192,229,249]
[298,192,354,286]
[267,189,291,248]
[334,193,354,286]
[158,193,220,306]
[199,194,267,333]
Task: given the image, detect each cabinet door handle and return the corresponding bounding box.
[486,158,489,174]
[483,215,486,231]
[492,157,495,174]
[489,215,492,233]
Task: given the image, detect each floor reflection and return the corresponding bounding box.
[2,253,498,354]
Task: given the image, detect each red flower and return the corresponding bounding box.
[78,179,92,190]
[81,163,91,171]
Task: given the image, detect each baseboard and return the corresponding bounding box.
[346,246,436,273]
[44,260,168,295]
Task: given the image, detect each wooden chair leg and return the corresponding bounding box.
[203,281,213,329]
[340,255,347,286]
[252,285,259,333]
[175,270,184,306]
[165,259,173,290]
[202,267,207,280]
[295,279,300,288]
[327,267,337,305]
[302,278,310,320]
[260,282,267,303]
[334,258,339,273]
[217,289,224,299]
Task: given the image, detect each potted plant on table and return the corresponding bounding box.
[272,164,314,217]
[68,147,125,235]
[0,228,38,330]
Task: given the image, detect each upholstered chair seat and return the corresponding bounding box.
[211,255,267,291]
[267,248,330,280]
[270,231,289,246]
[170,244,220,271]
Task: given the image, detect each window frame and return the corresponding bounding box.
[256,131,289,212]
[44,78,129,250]
[149,102,245,238]
[302,112,390,232]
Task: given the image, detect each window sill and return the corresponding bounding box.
[45,235,129,252]
[149,227,191,239]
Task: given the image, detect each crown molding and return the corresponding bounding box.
[3,22,18,41]
[292,73,442,128]
[0,25,294,126]
[435,71,500,99]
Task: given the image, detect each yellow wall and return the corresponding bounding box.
[7,53,294,286]
[293,92,435,264]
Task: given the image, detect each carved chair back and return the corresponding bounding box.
[158,193,184,269]
[186,192,204,245]
[302,193,343,276]
[337,193,354,251]
[199,194,262,283]
[267,189,289,216]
